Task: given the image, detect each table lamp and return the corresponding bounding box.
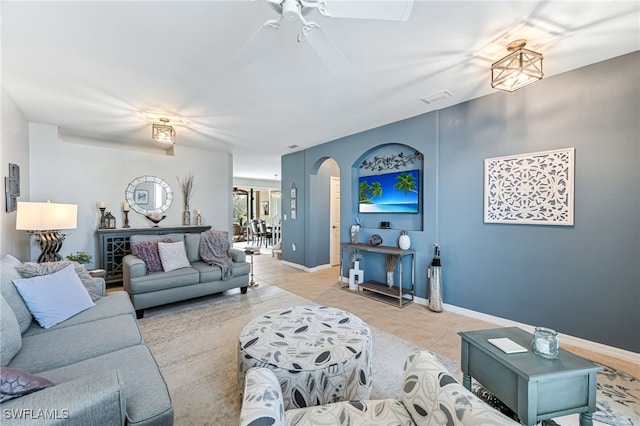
[16,201,78,263]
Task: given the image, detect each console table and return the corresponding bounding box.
[96,225,211,285]
[340,242,415,308]
[459,327,602,426]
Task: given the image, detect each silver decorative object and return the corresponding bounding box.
[350,225,360,244]
[369,234,383,246]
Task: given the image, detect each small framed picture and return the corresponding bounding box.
[291,199,296,209]
[135,190,149,205]
[291,210,296,220]
[261,201,269,216]
[290,185,296,199]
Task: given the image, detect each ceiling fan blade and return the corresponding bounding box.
[234,19,280,65]
[321,0,414,21]
[303,23,349,74]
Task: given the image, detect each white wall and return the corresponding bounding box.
[28,123,233,267]
[0,87,30,259]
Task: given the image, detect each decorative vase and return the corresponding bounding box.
[350,225,360,244]
[183,205,191,226]
[532,327,559,359]
[386,271,394,288]
[398,230,410,250]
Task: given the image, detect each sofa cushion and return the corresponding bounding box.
[15,260,102,301]
[184,233,201,263]
[1,255,33,334]
[8,314,143,373]
[158,241,191,272]
[286,399,412,425]
[130,267,200,294]
[0,367,54,402]
[130,233,185,255]
[0,296,22,366]
[401,351,517,425]
[12,265,95,329]
[22,291,135,338]
[40,345,174,426]
[191,261,250,282]
[133,240,170,273]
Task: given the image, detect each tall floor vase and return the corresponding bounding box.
[428,264,443,312]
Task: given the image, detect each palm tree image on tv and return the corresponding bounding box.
[359,169,420,213]
[359,181,383,205]
[393,172,417,195]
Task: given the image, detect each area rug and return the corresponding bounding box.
[473,362,639,426]
[138,284,458,426]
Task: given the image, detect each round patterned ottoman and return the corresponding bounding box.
[238,305,372,409]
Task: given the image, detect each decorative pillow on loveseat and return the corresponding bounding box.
[158,241,191,272]
[0,367,54,402]
[16,260,102,301]
[133,239,172,273]
[12,265,95,329]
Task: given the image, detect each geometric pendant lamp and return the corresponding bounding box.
[491,39,543,92]
[152,118,176,144]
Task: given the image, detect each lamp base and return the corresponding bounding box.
[32,230,66,263]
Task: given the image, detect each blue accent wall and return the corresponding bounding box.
[281,52,639,352]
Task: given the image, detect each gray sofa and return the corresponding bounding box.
[122,232,250,318]
[0,254,173,425]
[240,350,520,426]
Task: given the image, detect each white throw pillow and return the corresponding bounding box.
[158,241,191,272]
[12,264,95,329]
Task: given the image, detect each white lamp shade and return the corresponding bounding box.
[16,201,78,230]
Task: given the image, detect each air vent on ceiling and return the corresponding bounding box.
[288,144,300,149]
[421,90,453,105]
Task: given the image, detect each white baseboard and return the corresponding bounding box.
[280,261,332,273]
[441,302,639,365]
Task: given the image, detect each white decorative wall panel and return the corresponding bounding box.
[484,148,575,225]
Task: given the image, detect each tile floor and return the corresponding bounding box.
[245,248,639,426]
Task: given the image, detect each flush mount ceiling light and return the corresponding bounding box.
[152,118,176,144]
[491,39,543,92]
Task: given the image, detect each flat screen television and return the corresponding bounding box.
[358,169,420,213]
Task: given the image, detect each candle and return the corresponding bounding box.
[98,201,106,208]
[123,202,130,212]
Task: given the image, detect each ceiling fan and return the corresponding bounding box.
[236,0,414,73]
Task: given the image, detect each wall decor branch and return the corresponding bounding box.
[360,151,424,171]
[484,148,575,225]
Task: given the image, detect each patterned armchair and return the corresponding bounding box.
[239,350,519,426]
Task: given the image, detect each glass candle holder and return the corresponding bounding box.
[532,327,559,359]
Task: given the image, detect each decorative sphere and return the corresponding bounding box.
[369,234,383,246]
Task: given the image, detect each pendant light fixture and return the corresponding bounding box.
[152,118,176,144]
[491,39,543,92]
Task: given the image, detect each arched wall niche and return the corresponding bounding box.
[351,143,424,232]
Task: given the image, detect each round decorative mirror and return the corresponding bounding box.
[125,175,173,215]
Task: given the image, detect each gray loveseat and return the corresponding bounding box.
[240,350,519,426]
[122,232,250,318]
[0,254,173,425]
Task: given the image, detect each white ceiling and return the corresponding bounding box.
[2,1,638,180]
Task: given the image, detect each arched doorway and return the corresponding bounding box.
[309,157,340,267]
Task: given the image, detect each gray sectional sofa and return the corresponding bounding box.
[0,254,173,425]
[122,232,250,318]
